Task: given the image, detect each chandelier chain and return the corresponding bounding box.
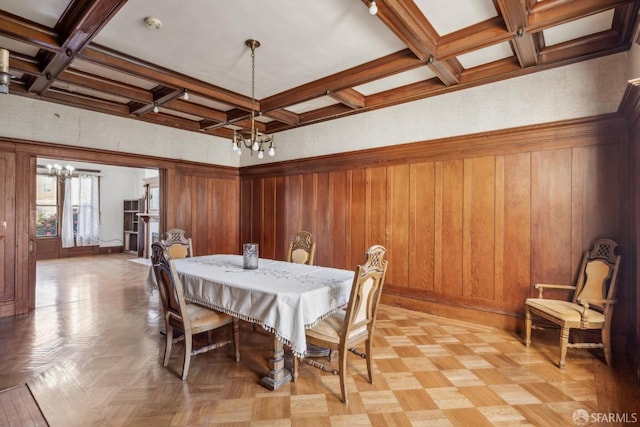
[250,43,256,139]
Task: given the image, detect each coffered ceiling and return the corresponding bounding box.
[1,0,638,143]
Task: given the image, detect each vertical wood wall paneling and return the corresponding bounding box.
[502,153,531,313]
[274,176,287,261]
[251,178,263,250]
[440,160,464,297]
[166,167,240,256]
[463,156,496,302]
[192,175,208,255]
[315,172,331,267]
[368,167,387,263]
[240,178,253,248]
[409,162,435,292]
[530,149,573,300]
[284,175,302,256]
[302,173,316,248]
[349,169,367,270]
[262,177,277,259]
[387,164,410,291]
[330,170,348,269]
[433,162,443,294]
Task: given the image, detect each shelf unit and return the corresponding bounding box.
[123,199,140,254]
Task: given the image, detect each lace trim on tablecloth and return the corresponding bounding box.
[185,296,338,358]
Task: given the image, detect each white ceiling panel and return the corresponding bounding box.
[355,66,437,95]
[543,10,615,47]
[457,42,514,69]
[415,0,497,36]
[286,96,338,114]
[0,0,69,27]
[70,59,157,91]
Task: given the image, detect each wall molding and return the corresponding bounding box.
[240,114,625,178]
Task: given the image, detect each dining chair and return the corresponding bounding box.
[152,255,240,380]
[525,238,621,369]
[286,231,316,265]
[161,228,194,259]
[292,244,388,404]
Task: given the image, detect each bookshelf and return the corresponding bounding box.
[123,199,140,254]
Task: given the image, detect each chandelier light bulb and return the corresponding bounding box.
[232,142,238,152]
[258,150,264,159]
[369,0,378,15]
[236,147,242,156]
[268,146,275,157]
[182,89,189,100]
[153,102,159,113]
[252,141,259,151]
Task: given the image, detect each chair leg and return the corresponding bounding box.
[163,324,173,367]
[182,334,193,381]
[292,354,298,382]
[559,327,569,369]
[232,319,240,362]
[365,340,373,384]
[524,308,532,347]
[339,348,348,404]
[602,325,612,367]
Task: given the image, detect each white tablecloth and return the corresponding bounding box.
[159,255,354,356]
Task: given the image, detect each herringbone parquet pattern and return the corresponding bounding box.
[0,254,637,426]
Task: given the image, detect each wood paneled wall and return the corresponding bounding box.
[165,165,240,257]
[619,80,640,383]
[240,116,632,339]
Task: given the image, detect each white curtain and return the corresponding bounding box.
[60,178,75,248]
[76,175,100,246]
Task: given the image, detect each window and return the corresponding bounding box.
[70,177,79,235]
[36,175,58,237]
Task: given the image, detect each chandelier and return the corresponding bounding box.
[46,164,75,180]
[0,48,11,94]
[231,39,275,159]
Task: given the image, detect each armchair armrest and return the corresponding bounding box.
[533,283,576,298]
[575,298,617,325]
[576,298,617,307]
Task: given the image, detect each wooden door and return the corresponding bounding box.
[0,151,16,316]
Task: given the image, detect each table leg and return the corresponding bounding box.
[259,334,292,390]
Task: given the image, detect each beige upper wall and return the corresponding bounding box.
[0,52,630,167]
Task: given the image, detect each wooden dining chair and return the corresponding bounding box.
[292,244,388,404]
[152,255,240,380]
[525,238,621,369]
[161,228,194,259]
[286,231,316,265]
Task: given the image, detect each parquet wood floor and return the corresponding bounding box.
[0,254,638,426]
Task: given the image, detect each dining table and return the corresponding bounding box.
[148,254,355,390]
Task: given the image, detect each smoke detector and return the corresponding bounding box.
[144,17,163,30]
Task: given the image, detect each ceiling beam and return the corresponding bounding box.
[495,0,538,67]
[0,11,61,52]
[372,0,438,59]
[327,88,366,109]
[538,30,625,64]
[27,0,129,95]
[529,0,635,31]
[131,87,184,116]
[264,109,299,125]
[164,98,227,123]
[261,49,423,112]
[79,45,254,110]
[58,68,153,103]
